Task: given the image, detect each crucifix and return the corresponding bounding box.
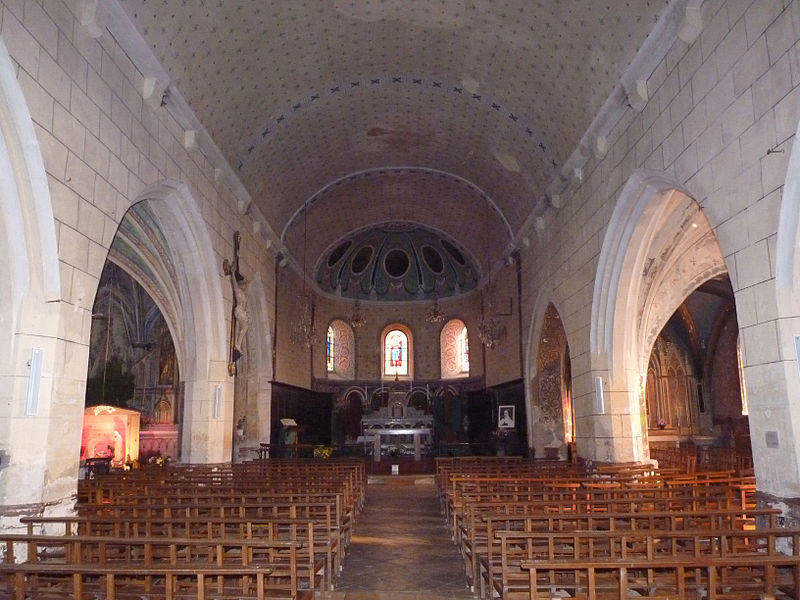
[223,231,249,376]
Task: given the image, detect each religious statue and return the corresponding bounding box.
[158,329,175,385]
[223,231,249,374]
[231,271,249,354]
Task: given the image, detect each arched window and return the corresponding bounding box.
[440,319,469,378]
[326,319,354,379]
[458,326,469,373]
[382,325,412,378]
[326,325,336,372]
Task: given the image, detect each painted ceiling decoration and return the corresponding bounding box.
[282,166,514,242]
[316,223,479,301]
[115,0,676,281]
[109,203,180,336]
[235,75,557,174]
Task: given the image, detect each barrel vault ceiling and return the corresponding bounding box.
[115,0,678,285]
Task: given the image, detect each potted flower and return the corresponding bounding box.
[313,445,333,459]
[492,429,510,456]
[388,445,403,475]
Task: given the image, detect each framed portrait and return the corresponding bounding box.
[498,405,515,429]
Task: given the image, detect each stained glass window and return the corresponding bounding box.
[440,319,469,379]
[384,329,408,376]
[326,325,335,372]
[457,326,469,373]
[326,320,354,378]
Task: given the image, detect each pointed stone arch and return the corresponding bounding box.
[760,117,800,496]
[590,169,726,462]
[0,36,72,521]
[108,180,229,463]
[528,302,572,461]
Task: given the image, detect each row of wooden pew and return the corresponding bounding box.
[0,459,366,599]
[436,456,796,600]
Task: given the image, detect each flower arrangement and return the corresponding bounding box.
[313,445,333,459]
[492,428,511,441]
[388,445,405,460]
[148,454,170,467]
[657,418,666,429]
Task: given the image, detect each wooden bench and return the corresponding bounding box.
[520,554,800,600]
[486,527,800,599]
[22,514,338,591]
[0,534,307,599]
[0,562,282,599]
[460,507,780,593]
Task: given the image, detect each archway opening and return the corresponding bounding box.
[646,275,752,470]
[81,262,181,470]
[532,303,573,461]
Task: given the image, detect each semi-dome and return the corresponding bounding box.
[316,223,479,301]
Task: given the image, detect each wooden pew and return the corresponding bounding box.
[22,514,337,591]
[520,554,800,600]
[0,562,279,600]
[0,534,307,599]
[486,527,800,599]
[461,507,780,594]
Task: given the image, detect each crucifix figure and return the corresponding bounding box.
[223,231,249,375]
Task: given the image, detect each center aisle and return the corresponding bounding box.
[318,475,474,600]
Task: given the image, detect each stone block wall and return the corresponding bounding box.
[521,0,800,494]
[0,0,277,519]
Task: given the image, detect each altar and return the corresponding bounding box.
[360,391,433,462]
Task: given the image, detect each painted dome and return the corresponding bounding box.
[316,223,479,301]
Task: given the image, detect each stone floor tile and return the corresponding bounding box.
[333,476,471,597]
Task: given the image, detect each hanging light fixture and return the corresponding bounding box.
[477,202,503,348]
[349,300,366,329]
[425,298,445,324]
[291,207,316,347]
[477,290,501,349]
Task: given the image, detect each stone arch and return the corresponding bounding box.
[528,302,572,461]
[590,169,726,462]
[525,291,570,455]
[0,36,60,373]
[0,37,70,518]
[108,180,229,463]
[776,118,800,300]
[757,117,800,496]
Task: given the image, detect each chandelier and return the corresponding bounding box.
[477,289,502,349]
[478,199,503,349]
[291,292,317,347]
[349,300,366,328]
[425,299,445,324]
[291,207,316,347]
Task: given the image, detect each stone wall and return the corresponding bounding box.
[0,0,276,522]
[273,260,523,385]
[521,0,800,494]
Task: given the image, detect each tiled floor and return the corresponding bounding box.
[316,475,474,600]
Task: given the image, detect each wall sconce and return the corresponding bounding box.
[593,376,605,415]
[213,384,222,419]
[26,348,43,416]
